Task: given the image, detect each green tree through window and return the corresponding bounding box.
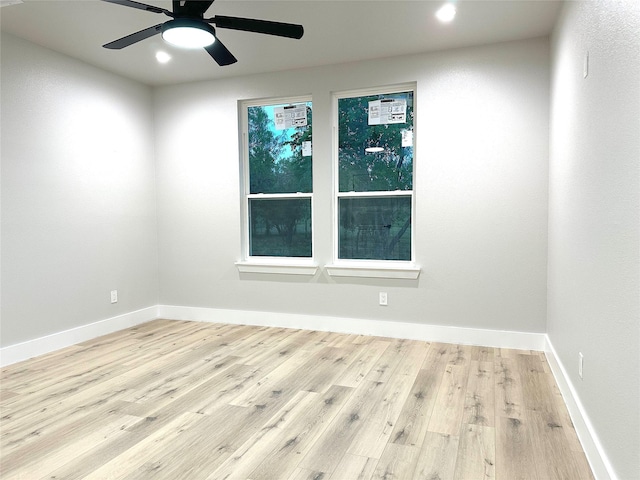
[246,101,312,257]
[336,89,414,261]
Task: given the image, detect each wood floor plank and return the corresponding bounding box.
[1,342,126,394]
[350,334,375,345]
[452,424,496,480]
[1,413,143,478]
[0,389,19,403]
[41,364,262,480]
[82,411,208,479]
[371,443,420,480]
[573,451,596,480]
[363,338,416,384]
[2,349,248,454]
[420,342,449,369]
[287,467,328,480]
[427,364,470,436]
[1,370,139,452]
[545,373,586,453]
[2,321,216,414]
[296,380,386,474]
[388,342,449,449]
[334,340,390,388]
[470,345,495,362]
[0,321,175,387]
[528,410,594,480]
[117,350,241,405]
[494,356,525,419]
[447,344,472,367]
[238,328,305,365]
[90,398,265,480]
[205,390,318,480]
[536,351,553,374]
[388,365,443,448]
[296,346,356,393]
[495,415,538,480]
[413,431,460,480]
[0,322,595,480]
[329,454,377,480]
[346,341,429,459]
[1,358,131,417]
[518,352,546,373]
[122,407,269,480]
[228,348,315,408]
[462,360,495,427]
[228,326,291,356]
[247,386,353,480]
[518,356,558,414]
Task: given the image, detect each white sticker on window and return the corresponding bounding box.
[368,98,407,125]
[302,140,312,157]
[401,129,413,147]
[274,104,308,130]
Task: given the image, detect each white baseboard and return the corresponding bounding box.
[0,303,545,369]
[0,306,158,367]
[157,305,546,351]
[544,336,617,480]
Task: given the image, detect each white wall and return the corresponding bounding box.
[154,37,550,334]
[549,1,640,478]
[0,33,158,347]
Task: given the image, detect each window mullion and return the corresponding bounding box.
[336,190,413,198]
[247,193,313,199]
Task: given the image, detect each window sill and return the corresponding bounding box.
[235,260,319,276]
[325,262,421,279]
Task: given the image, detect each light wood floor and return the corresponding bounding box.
[1,320,594,480]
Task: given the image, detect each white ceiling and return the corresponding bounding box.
[0,0,562,86]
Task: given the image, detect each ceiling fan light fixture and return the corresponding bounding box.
[161,19,216,48]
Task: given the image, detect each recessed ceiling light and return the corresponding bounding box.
[436,3,456,23]
[155,51,172,64]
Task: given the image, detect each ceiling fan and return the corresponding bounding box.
[101,0,304,66]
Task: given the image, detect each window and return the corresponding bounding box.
[334,87,415,266]
[239,98,314,266]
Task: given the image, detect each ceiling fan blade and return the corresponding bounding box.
[178,0,215,16]
[102,0,171,16]
[204,38,237,66]
[103,24,163,49]
[211,15,304,39]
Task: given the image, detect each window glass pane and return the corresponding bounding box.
[249,198,312,257]
[338,92,413,193]
[339,196,411,260]
[248,102,312,194]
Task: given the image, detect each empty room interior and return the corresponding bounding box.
[1,0,638,479]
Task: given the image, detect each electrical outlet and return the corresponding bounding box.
[110,290,118,304]
[583,51,589,78]
[379,292,388,306]
[578,352,584,379]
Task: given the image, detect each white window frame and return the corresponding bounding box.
[327,84,420,279]
[235,95,318,275]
